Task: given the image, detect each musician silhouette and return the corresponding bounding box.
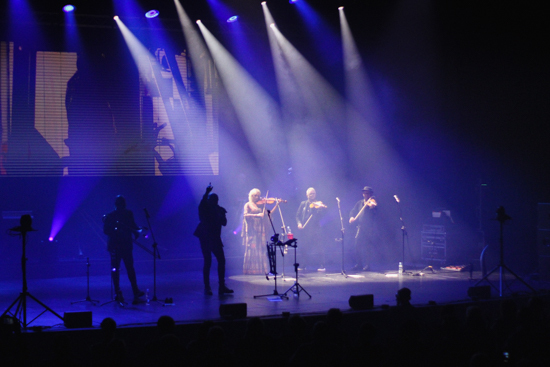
[296,187,327,271]
[103,195,145,303]
[349,186,377,271]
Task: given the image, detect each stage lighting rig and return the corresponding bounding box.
[145,10,159,19]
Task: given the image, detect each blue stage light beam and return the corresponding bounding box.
[197,21,289,186]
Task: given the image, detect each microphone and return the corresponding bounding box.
[336,197,340,203]
[393,195,400,203]
[144,208,150,218]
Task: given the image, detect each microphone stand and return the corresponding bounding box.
[143,208,164,304]
[394,196,412,275]
[336,198,347,278]
[71,257,99,305]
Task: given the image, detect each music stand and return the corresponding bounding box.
[253,237,288,300]
[1,215,64,328]
[254,210,288,300]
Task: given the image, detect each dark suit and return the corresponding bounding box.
[296,201,326,269]
[349,198,377,268]
[194,192,228,289]
[103,208,140,296]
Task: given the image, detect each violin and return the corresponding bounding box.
[257,197,287,205]
[309,201,327,209]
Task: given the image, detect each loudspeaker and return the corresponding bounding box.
[348,294,374,310]
[219,303,247,319]
[64,311,92,328]
[467,286,491,300]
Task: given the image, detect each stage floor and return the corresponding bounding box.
[0,260,544,330]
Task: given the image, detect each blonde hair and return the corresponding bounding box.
[248,188,261,202]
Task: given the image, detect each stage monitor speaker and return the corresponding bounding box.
[219,303,247,319]
[348,294,374,310]
[467,286,491,300]
[64,311,92,328]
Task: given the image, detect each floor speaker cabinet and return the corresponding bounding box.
[421,225,446,262]
[467,285,491,300]
[64,311,92,328]
[219,303,247,319]
[348,294,374,310]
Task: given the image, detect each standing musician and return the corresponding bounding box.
[242,189,283,275]
[296,187,327,271]
[349,186,377,271]
[103,195,145,303]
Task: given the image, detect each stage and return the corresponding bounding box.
[1,256,544,330]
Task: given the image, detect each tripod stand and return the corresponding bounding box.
[474,206,535,296]
[71,257,99,305]
[283,240,311,298]
[336,197,347,277]
[1,220,64,328]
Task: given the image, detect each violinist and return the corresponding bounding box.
[349,186,378,272]
[242,188,283,275]
[296,187,327,271]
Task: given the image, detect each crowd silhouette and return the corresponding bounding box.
[2,291,550,366]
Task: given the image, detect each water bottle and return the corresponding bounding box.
[398,262,403,275]
[146,289,150,305]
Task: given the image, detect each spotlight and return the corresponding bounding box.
[227,15,238,23]
[113,15,119,20]
[269,23,276,29]
[338,6,344,10]
[196,19,201,24]
[63,5,75,13]
[48,237,54,242]
[261,1,266,5]
[289,0,299,3]
[145,9,159,19]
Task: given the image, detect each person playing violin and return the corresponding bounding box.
[349,186,378,271]
[296,187,327,271]
[242,188,282,275]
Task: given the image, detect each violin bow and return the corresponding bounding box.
[302,214,313,229]
[352,197,375,221]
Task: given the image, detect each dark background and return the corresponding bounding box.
[0,1,548,278]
